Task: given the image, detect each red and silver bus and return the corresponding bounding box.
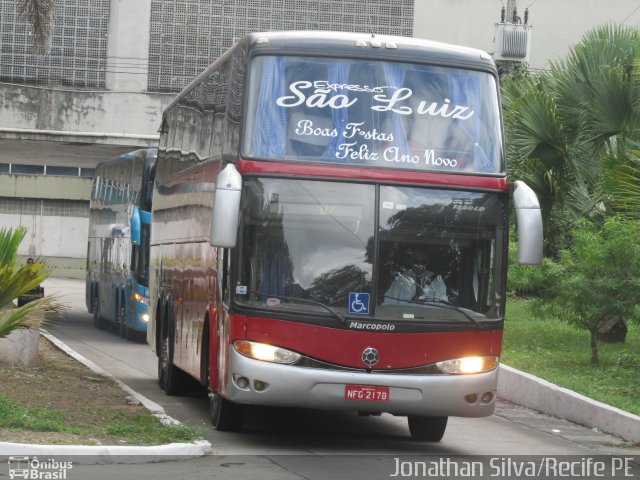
[148,31,542,441]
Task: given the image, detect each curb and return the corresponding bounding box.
[497,364,640,442]
[0,330,212,464]
[0,440,212,464]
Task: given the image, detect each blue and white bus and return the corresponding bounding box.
[86,148,157,340]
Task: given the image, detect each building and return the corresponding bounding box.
[0,0,638,275]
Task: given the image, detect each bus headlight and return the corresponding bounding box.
[234,341,301,364]
[133,292,149,306]
[436,356,499,375]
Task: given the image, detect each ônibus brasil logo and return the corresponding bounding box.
[8,457,73,480]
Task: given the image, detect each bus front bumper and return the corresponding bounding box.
[225,349,497,417]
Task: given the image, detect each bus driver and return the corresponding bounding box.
[383,248,448,304]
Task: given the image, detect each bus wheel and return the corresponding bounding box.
[407,415,448,442]
[158,329,188,395]
[117,302,127,339]
[209,392,244,431]
[92,296,103,329]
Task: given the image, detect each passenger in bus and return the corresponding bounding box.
[383,248,448,304]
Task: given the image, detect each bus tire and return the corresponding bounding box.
[92,293,103,329]
[117,296,127,339]
[407,415,448,442]
[209,392,244,432]
[158,307,189,395]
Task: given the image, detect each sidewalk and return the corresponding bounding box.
[498,364,640,442]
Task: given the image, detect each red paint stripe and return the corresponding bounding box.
[235,315,503,369]
[237,158,508,191]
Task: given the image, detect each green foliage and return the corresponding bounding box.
[603,149,640,218]
[550,218,640,326]
[503,24,640,256]
[0,227,56,338]
[617,353,640,369]
[0,395,67,432]
[504,298,640,415]
[523,218,640,363]
[0,394,202,444]
[507,244,562,297]
[105,413,202,445]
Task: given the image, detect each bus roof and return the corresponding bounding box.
[95,148,158,171]
[245,31,495,70]
[166,31,497,113]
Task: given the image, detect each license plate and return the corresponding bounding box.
[344,385,389,402]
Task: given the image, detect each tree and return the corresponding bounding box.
[546,218,640,364]
[503,24,640,255]
[0,227,60,338]
[18,0,54,48]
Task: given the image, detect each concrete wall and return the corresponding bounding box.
[106,0,152,92]
[0,174,90,200]
[0,175,91,278]
[0,212,88,259]
[0,85,172,143]
[413,0,640,71]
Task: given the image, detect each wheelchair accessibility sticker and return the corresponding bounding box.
[348,292,370,315]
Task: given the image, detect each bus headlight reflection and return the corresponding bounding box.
[436,356,499,374]
[234,340,301,364]
[133,292,149,306]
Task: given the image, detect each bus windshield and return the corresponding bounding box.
[235,178,505,322]
[244,55,503,174]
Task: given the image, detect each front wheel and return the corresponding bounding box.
[117,303,128,339]
[209,392,245,431]
[407,415,448,442]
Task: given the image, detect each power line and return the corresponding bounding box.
[621,5,640,24]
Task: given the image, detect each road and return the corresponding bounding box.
[30,278,639,479]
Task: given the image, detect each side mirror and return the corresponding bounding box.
[511,180,543,265]
[130,206,141,245]
[210,163,242,248]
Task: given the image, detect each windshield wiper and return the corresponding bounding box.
[247,291,346,324]
[384,296,482,327]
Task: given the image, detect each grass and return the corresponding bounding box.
[106,413,202,445]
[0,337,204,445]
[0,394,202,445]
[0,395,71,433]
[503,296,640,416]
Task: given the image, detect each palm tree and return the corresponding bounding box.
[0,227,61,337]
[18,0,54,48]
[503,24,640,255]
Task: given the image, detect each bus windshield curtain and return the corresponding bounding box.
[258,242,294,297]
[253,57,287,158]
[449,74,494,172]
[383,64,412,158]
[322,63,350,160]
